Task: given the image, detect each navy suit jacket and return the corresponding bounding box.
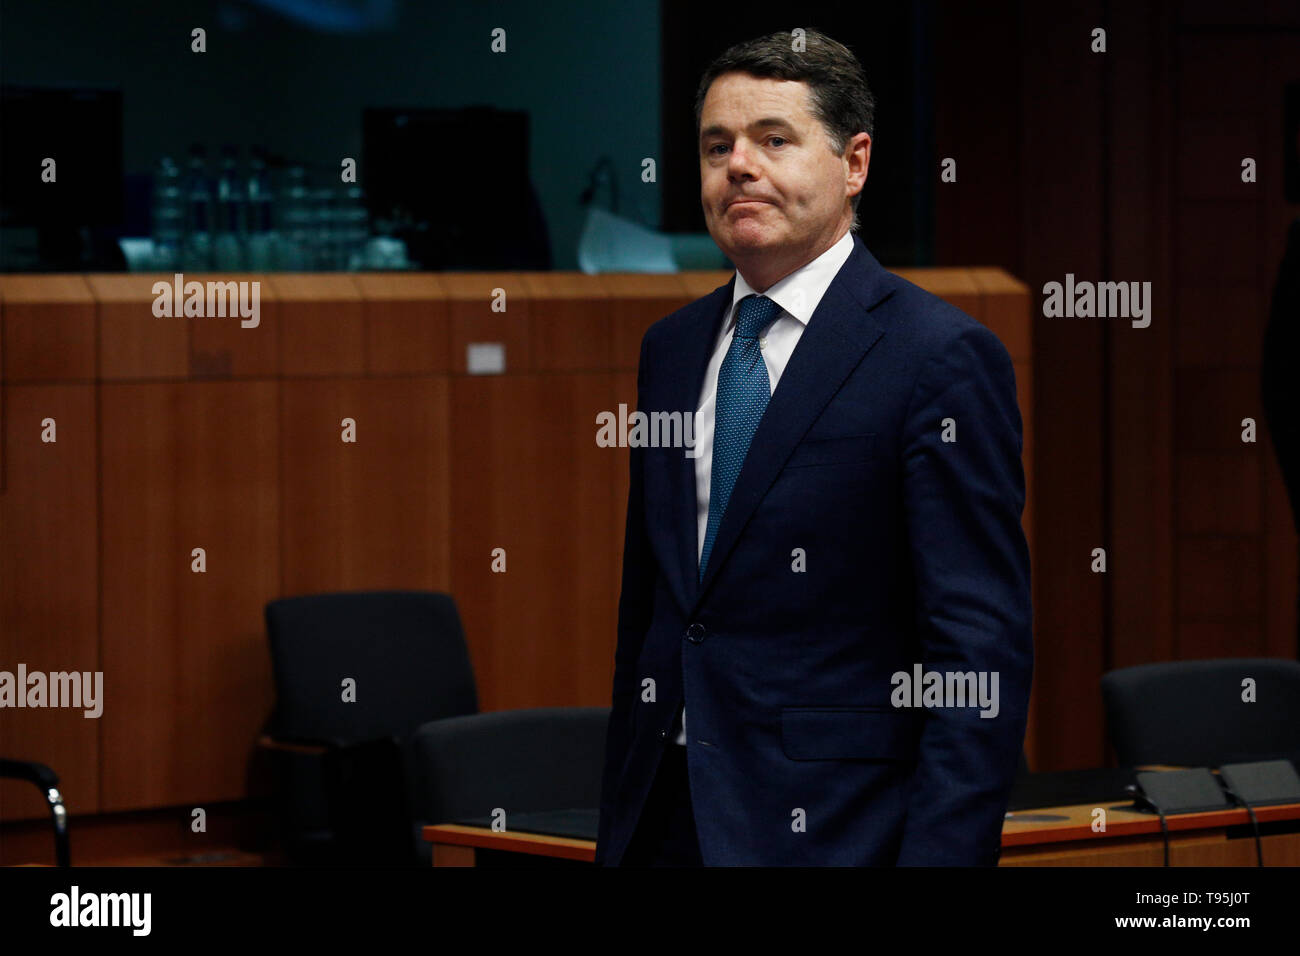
[595,233,1033,866]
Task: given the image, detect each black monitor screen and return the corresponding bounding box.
[0,86,124,228]
[362,106,531,269]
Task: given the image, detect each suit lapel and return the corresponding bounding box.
[664,277,733,612]
[671,234,895,612]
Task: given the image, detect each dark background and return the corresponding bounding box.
[660,1,935,265]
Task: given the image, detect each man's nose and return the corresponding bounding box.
[727,142,759,178]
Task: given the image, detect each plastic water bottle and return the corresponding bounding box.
[212,145,246,270]
[150,157,183,270]
[181,145,213,271]
[312,187,336,270]
[278,166,311,270]
[245,147,276,270]
[339,185,369,269]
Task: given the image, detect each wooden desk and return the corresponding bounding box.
[424,824,595,867]
[423,801,1300,866]
[1000,800,1300,866]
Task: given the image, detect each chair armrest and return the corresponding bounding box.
[0,759,69,866]
[0,758,60,790]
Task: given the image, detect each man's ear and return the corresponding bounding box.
[845,132,872,196]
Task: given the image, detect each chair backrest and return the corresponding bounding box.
[265,590,478,745]
[410,707,609,825]
[1101,658,1300,767]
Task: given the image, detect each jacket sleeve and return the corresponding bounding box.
[594,331,658,866]
[894,323,1034,866]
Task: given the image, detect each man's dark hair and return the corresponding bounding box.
[693,28,874,231]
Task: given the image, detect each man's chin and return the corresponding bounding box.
[719,225,777,256]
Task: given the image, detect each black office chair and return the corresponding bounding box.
[410,707,608,865]
[262,590,478,865]
[0,759,70,866]
[1101,658,1300,768]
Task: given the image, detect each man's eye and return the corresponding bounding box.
[707,138,783,155]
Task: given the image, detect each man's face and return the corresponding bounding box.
[698,72,868,278]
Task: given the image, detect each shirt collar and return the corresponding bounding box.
[726,229,856,332]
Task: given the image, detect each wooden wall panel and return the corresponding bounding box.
[1176,536,1261,622]
[279,377,450,595]
[598,274,693,370]
[1175,31,1265,115]
[98,381,279,810]
[1018,0,1109,770]
[1107,0,1176,693]
[1172,365,1263,657]
[934,4,1074,772]
[1175,113,1261,202]
[1258,28,1300,660]
[89,274,189,381]
[1176,453,1261,535]
[0,385,99,821]
[267,274,364,377]
[0,276,97,384]
[1176,201,1259,287]
[1175,370,1261,452]
[934,1,1300,771]
[1263,445,1299,659]
[353,273,451,376]
[449,374,623,711]
[1258,27,1300,658]
[442,273,531,374]
[522,273,612,371]
[84,274,280,382]
[1176,283,1266,368]
[186,273,281,379]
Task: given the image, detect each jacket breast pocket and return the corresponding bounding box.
[781,706,919,761]
[783,433,875,469]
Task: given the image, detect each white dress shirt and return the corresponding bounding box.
[675,228,856,745]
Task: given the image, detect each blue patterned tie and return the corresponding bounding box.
[700,294,781,579]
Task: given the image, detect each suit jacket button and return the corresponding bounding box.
[686,623,706,643]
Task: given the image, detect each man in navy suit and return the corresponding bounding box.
[596,28,1033,866]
